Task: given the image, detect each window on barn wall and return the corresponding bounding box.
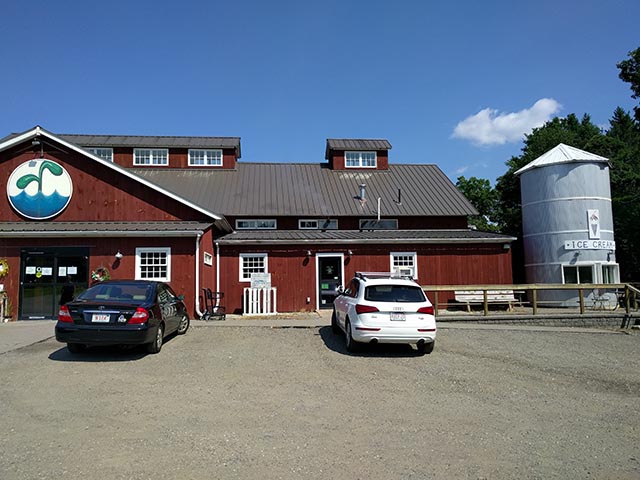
[86,148,113,162]
[359,219,398,230]
[189,149,222,166]
[240,254,268,281]
[298,219,338,229]
[136,247,171,281]
[235,219,277,230]
[390,252,417,279]
[134,148,169,166]
[345,151,376,168]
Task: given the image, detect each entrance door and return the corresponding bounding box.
[20,248,89,320]
[317,254,344,309]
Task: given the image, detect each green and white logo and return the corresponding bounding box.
[7,159,73,220]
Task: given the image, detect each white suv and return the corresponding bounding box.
[332,272,436,354]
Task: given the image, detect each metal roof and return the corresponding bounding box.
[216,229,515,245]
[58,134,241,157]
[325,139,392,159]
[130,163,478,217]
[0,221,213,237]
[515,143,609,176]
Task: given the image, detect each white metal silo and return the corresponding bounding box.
[516,144,618,307]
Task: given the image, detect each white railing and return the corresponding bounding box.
[243,287,277,315]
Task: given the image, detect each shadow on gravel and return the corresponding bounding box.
[318,326,426,357]
[48,334,179,362]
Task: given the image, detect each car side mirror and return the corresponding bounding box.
[178,295,184,301]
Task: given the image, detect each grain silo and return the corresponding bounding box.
[516,143,618,307]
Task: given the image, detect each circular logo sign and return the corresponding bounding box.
[7,159,73,220]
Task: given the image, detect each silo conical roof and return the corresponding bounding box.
[515,143,609,176]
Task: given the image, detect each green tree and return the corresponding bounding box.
[606,107,640,280]
[617,47,640,121]
[455,176,500,232]
[494,114,604,237]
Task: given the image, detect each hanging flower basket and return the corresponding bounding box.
[91,266,110,282]
[0,258,9,279]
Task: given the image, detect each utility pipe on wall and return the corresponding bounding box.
[215,241,220,295]
[194,232,203,318]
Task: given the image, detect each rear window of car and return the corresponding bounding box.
[78,284,152,303]
[364,285,427,303]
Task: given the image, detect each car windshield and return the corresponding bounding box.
[364,285,426,303]
[77,283,152,303]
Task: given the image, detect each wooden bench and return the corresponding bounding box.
[454,290,517,312]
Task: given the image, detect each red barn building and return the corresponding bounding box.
[0,126,515,320]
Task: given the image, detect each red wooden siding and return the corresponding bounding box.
[0,237,201,318]
[216,243,513,313]
[1,151,207,222]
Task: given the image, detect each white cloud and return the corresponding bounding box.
[452,98,561,146]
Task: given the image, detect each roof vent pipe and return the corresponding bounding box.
[359,184,366,200]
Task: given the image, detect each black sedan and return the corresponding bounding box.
[55,280,190,354]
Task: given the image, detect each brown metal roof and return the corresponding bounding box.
[0,221,214,237]
[325,139,392,159]
[57,134,241,157]
[217,229,515,245]
[130,163,478,217]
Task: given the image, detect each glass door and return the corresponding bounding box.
[20,248,89,320]
[317,254,344,309]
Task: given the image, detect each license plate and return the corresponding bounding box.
[390,312,406,321]
[92,313,110,323]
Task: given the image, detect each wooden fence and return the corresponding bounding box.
[422,283,640,317]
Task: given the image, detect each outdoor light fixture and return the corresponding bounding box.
[306,250,312,257]
[115,250,124,259]
[347,250,353,256]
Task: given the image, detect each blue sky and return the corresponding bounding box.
[1,0,638,184]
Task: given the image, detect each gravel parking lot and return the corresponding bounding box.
[1,324,639,480]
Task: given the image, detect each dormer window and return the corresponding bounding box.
[87,147,113,162]
[134,148,168,166]
[189,149,222,167]
[345,151,376,168]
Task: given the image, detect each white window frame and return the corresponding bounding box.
[562,262,620,285]
[235,219,277,230]
[87,147,114,162]
[345,151,377,168]
[135,247,171,281]
[239,253,268,282]
[188,149,223,167]
[298,219,338,230]
[390,252,418,279]
[133,148,169,166]
[601,263,620,283]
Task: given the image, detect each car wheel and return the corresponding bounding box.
[67,343,86,354]
[331,309,341,335]
[345,320,360,353]
[177,315,190,335]
[417,341,435,355]
[147,323,164,354]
